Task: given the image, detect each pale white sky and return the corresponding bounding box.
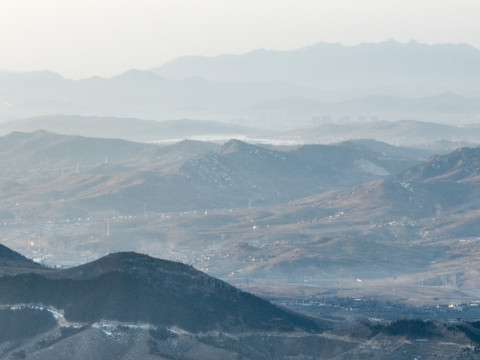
[0,0,479,79]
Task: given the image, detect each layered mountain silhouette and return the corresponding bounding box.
[4,116,480,149]
[0,69,320,121]
[1,41,480,128]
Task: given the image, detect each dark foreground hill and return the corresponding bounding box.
[0,247,333,359]
[0,247,480,359]
[0,251,323,334]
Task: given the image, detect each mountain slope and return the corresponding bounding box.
[0,130,217,182]
[401,146,480,183]
[95,138,424,212]
[316,146,480,222]
[0,243,42,274]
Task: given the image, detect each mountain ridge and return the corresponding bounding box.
[0,131,433,219]
[152,40,480,92]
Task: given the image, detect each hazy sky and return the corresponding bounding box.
[1,0,479,79]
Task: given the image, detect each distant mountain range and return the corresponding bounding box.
[1,40,480,129]
[288,119,480,147]
[247,92,480,120]
[0,69,322,123]
[0,115,263,142]
[2,115,480,149]
[153,40,480,94]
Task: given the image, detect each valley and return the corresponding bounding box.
[0,121,480,359]
[1,128,480,311]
